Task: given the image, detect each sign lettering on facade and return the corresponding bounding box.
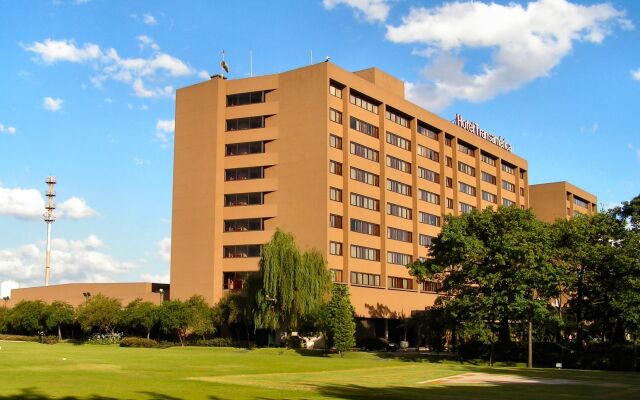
[454,114,512,152]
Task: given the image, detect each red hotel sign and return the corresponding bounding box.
[454,114,512,152]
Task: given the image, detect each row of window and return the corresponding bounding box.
[387,155,411,173]
[226,91,265,107]
[418,145,439,162]
[350,116,379,138]
[386,131,411,151]
[225,141,264,156]
[385,108,410,128]
[350,91,379,114]
[224,218,264,232]
[226,116,265,131]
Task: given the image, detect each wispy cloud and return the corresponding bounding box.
[43,96,63,111]
[142,13,158,26]
[0,123,17,135]
[155,119,175,146]
[322,0,389,23]
[632,69,640,81]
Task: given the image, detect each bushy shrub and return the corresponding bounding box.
[86,333,122,345]
[189,337,234,347]
[120,337,160,348]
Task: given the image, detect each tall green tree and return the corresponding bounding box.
[45,301,74,341]
[213,291,251,340]
[248,229,331,333]
[326,284,356,357]
[408,207,562,367]
[158,299,189,345]
[122,299,159,339]
[75,294,122,334]
[184,295,215,339]
[4,300,47,335]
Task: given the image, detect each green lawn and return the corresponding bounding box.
[0,341,638,399]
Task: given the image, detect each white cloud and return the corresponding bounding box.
[0,235,139,291]
[0,123,17,135]
[140,273,169,284]
[43,96,63,111]
[323,0,390,23]
[157,237,171,263]
[25,38,193,99]
[58,197,97,219]
[0,185,96,220]
[381,0,631,110]
[632,69,640,81]
[155,119,175,145]
[580,122,599,134]
[133,157,146,165]
[198,70,210,80]
[142,13,158,26]
[1,280,19,298]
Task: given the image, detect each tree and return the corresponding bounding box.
[213,291,251,340]
[4,300,47,335]
[248,229,331,334]
[75,294,122,334]
[408,207,562,367]
[158,299,188,345]
[0,306,8,333]
[326,284,356,357]
[122,299,159,339]
[184,295,215,339]
[45,301,74,341]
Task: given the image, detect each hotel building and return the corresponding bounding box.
[529,181,598,223]
[170,62,529,318]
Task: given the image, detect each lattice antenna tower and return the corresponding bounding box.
[43,176,56,286]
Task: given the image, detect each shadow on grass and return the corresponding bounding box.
[0,389,191,400]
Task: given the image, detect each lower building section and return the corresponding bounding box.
[8,282,169,308]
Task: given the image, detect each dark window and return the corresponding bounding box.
[330,214,343,229]
[350,218,380,236]
[223,271,249,290]
[350,271,380,286]
[330,269,343,282]
[329,160,343,175]
[330,108,342,124]
[224,167,264,181]
[225,141,265,156]
[329,134,342,149]
[223,245,262,258]
[389,276,414,290]
[224,192,264,206]
[350,246,380,262]
[226,116,265,131]
[226,91,265,106]
[350,116,379,138]
[421,280,443,293]
[224,218,264,232]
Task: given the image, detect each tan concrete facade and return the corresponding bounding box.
[529,181,597,223]
[170,62,529,318]
[8,282,169,308]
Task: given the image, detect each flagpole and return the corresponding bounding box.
[221,50,225,78]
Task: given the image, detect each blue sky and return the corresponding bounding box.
[1,0,639,295]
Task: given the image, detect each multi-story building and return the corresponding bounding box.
[170,62,529,320]
[529,181,598,223]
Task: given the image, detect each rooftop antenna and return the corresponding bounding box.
[220,50,229,79]
[249,50,253,77]
[43,176,56,286]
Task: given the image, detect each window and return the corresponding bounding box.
[503,198,515,207]
[501,163,515,175]
[386,155,411,173]
[417,124,438,140]
[502,180,516,193]
[224,167,264,181]
[330,269,343,282]
[329,108,342,124]
[223,245,262,258]
[420,212,441,226]
[458,142,475,156]
[421,280,443,293]
[445,156,453,167]
[459,182,476,196]
[388,227,412,242]
[481,153,497,166]
[226,116,265,131]
[386,132,411,151]
[387,203,412,219]
[225,141,265,156]
[418,145,439,162]
[329,134,342,149]
[419,189,440,205]
[460,202,475,214]
[482,191,497,204]
[520,170,526,179]
[224,218,263,232]
[387,252,412,265]
[387,179,412,196]
[350,218,380,236]
[446,198,454,209]
[329,187,342,202]
[329,82,343,98]
[351,167,379,186]
[385,108,410,128]
[445,136,452,146]
[350,245,380,262]
[458,161,476,177]
[445,177,453,188]
[329,214,343,229]
[223,271,249,290]
[351,193,380,211]
[350,116,379,138]
[481,171,497,185]
[224,192,264,207]
[350,142,379,162]
[419,234,434,247]
[418,167,440,183]
[329,160,342,175]
[329,241,343,256]
[574,196,589,208]
[349,91,379,114]
[520,187,525,197]
[226,91,265,106]
[350,271,380,286]
[389,276,414,290]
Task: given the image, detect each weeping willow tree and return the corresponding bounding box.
[248,229,331,333]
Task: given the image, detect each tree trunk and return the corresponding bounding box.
[147,330,150,340]
[528,320,533,369]
[489,340,495,367]
[576,269,584,350]
[384,319,389,340]
[499,317,511,344]
[633,334,638,373]
[58,324,62,341]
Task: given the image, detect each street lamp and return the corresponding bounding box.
[2,296,9,307]
[158,288,165,305]
[82,292,91,302]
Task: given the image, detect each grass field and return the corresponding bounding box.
[0,341,638,399]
